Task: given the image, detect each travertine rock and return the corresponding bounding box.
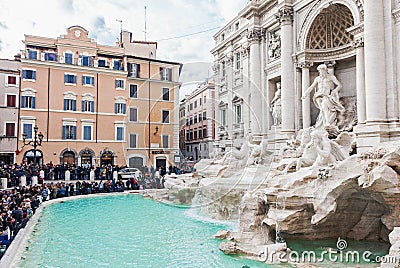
[381,227,400,268]
[234,142,400,250]
[213,230,233,240]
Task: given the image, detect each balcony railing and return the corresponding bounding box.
[22,52,127,72]
[0,136,17,151]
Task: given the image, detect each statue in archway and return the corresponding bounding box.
[302,64,345,130]
[270,81,282,126]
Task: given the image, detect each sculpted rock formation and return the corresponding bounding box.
[195,133,271,178]
[145,173,201,205]
[221,141,400,264]
[381,227,400,268]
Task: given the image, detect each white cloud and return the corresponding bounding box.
[215,0,247,21]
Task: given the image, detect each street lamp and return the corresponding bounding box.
[22,125,44,181]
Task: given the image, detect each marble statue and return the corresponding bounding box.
[270,82,282,126]
[309,129,337,167]
[247,139,270,166]
[213,136,250,166]
[280,128,354,173]
[210,147,224,161]
[268,31,281,59]
[280,127,313,158]
[302,64,345,129]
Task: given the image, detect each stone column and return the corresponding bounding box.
[352,37,366,124]
[241,45,250,133]
[364,0,387,122]
[247,28,263,135]
[276,6,295,133]
[212,61,220,146]
[298,61,313,128]
[394,9,400,121]
[226,54,234,139]
[20,175,26,186]
[1,178,7,189]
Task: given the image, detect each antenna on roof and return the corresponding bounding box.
[116,19,123,44]
[144,5,147,41]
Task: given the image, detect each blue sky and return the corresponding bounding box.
[0,0,247,98]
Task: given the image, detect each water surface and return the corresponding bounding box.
[20,194,267,268]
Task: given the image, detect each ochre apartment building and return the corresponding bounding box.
[17,26,182,169]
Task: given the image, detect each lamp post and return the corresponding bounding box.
[22,125,44,184]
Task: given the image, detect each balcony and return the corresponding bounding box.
[0,136,17,152]
[22,52,127,72]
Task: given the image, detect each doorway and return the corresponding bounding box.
[100,151,114,166]
[155,158,166,169]
[62,151,76,165]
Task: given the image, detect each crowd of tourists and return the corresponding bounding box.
[0,161,183,259]
[0,177,132,259]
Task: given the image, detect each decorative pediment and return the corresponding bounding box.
[232,95,243,104]
[65,25,91,42]
[218,101,228,108]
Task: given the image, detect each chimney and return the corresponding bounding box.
[14,53,21,61]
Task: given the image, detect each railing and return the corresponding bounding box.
[22,52,127,72]
[0,136,17,151]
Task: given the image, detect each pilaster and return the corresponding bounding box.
[247,27,263,136]
[276,6,295,134]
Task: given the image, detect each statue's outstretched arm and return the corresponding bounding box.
[302,78,318,99]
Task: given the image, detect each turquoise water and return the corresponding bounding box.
[287,239,389,266]
[18,194,389,268]
[19,194,268,268]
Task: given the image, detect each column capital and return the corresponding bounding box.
[297,61,313,69]
[275,6,294,25]
[246,27,263,44]
[324,60,336,69]
[212,62,219,75]
[241,45,250,59]
[225,53,233,66]
[352,37,364,48]
[393,9,400,24]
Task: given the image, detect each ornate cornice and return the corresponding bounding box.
[300,45,356,62]
[347,23,364,36]
[265,62,280,76]
[246,28,263,43]
[393,9,400,24]
[351,37,364,48]
[355,0,364,20]
[296,61,313,69]
[275,6,293,25]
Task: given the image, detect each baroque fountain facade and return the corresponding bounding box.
[151,0,400,266]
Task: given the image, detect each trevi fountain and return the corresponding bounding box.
[147,0,400,267]
[148,63,400,267]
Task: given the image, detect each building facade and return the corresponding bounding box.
[17,26,182,168]
[0,58,20,164]
[211,0,400,153]
[180,81,215,162]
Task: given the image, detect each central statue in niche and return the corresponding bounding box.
[302,64,345,129]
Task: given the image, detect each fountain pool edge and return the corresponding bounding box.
[0,191,137,268]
